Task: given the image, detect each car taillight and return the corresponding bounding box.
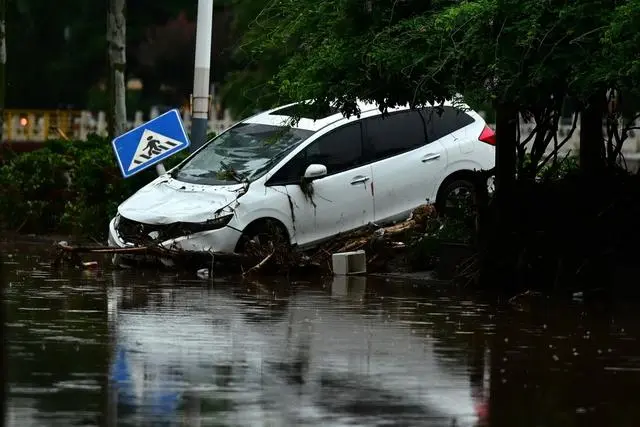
[478,125,496,145]
[475,401,489,422]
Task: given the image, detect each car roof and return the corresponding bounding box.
[243,99,464,132]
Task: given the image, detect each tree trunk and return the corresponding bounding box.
[0,0,7,143]
[478,103,519,289]
[107,0,127,139]
[494,103,518,194]
[579,93,605,174]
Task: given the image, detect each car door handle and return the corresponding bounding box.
[421,153,441,162]
[350,176,370,185]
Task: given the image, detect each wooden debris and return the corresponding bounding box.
[51,204,438,275]
[243,251,274,277]
[52,240,250,271]
[54,240,245,259]
[306,204,438,270]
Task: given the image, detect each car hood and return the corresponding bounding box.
[118,177,246,224]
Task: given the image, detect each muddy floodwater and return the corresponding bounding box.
[3,241,640,426]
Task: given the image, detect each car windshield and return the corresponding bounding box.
[173,122,314,185]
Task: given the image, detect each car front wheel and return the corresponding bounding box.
[236,219,292,270]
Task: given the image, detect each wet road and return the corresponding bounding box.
[3,242,640,426]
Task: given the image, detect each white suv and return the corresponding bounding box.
[107,100,495,263]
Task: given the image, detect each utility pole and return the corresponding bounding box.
[190,0,213,152]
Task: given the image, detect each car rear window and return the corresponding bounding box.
[422,106,475,142]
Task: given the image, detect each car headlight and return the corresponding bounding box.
[202,214,234,230]
[172,214,234,236]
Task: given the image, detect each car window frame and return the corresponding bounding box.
[265,120,365,186]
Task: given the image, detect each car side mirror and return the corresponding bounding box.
[303,164,327,180]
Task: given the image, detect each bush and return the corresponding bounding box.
[0,134,192,239]
[0,149,72,232]
[406,210,475,271]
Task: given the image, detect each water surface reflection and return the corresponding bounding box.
[4,242,640,426]
[108,273,489,426]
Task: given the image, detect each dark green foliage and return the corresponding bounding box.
[407,215,473,271]
[0,135,190,239]
[227,0,640,164]
[0,148,72,232]
[537,155,580,182]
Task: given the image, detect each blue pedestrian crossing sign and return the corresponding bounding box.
[112,109,191,178]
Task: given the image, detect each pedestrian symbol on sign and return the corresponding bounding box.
[144,135,163,157]
[127,129,182,172]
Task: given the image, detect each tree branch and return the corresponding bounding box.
[537,112,579,173]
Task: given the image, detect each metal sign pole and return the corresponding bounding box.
[190,0,213,153]
[155,163,166,176]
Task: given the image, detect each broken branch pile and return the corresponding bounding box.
[237,204,439,275]
[52,240,249,270]
[306,204,438,271]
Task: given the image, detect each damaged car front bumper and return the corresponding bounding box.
[107,214,243,268]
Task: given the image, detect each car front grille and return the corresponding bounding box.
[116,215,228,245]
[117,216,174,245]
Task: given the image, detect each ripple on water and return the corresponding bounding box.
[26,328,61,335]
[398,320,434,326]
[28,271,51,279]
[26,295,58,300]
[42,336,99,345]
[70,372,103,379]
[6,322,27,328]
[54,379,102,392]
[604,366,640,372]
[10,386,60,395]
[62,286,101,293]
[60,309,102,314]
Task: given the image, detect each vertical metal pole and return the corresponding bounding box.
[190,0,213,152]
[155,163,166,176]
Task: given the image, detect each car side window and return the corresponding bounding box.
[267,150,307,184]
[267,122,363,185]
[363,110,427,162]
[305,122,363,175]
[422,106,475,142]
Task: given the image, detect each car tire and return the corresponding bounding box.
[237,219,290,258]
[436,178,476,216]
